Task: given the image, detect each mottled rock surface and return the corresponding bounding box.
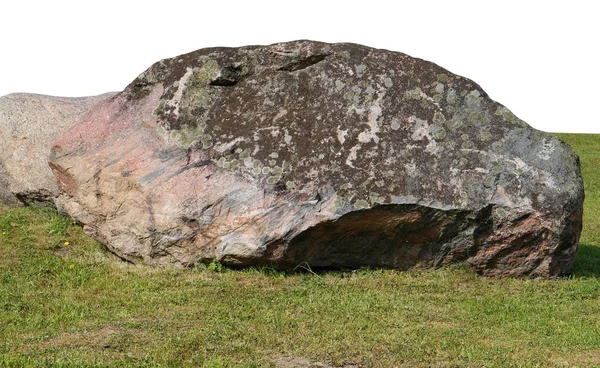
[275,357,359,368]
[50,41,583,277]
[0,93,116,206]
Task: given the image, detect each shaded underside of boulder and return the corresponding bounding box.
[0,92,116,207]
[50,40,584,277]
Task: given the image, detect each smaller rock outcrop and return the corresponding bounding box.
[0,93,115,207]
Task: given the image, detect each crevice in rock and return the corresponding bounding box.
[314,192,322,202]
[168,159,212,180]
[181,216,201,231]
[278,54,331,72]
[15,190,56,207]
[209,64,251,87]
[209,78,239,87]
[274,180,287,194]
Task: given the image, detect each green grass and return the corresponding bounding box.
[557,134,600,278]
[1,133,599,367]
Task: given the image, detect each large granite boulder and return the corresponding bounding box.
[0,93,115,206]
[50,41,584,277]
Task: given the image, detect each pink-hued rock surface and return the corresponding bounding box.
[50,41,584,277]
[0,93,115,206]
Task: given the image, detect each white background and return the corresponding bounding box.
[1,0,598,133]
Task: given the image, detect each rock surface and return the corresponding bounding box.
[275,357,360,368]
[50,41,584,277]
[0,93,116,206]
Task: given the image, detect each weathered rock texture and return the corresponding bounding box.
[0,93,116,206]
[50,41,584,277]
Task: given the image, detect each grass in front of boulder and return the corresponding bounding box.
[1,133,599,367]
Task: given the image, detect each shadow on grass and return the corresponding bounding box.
[571,244,600,278]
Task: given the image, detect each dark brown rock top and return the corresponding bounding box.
[125,41,582,214]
